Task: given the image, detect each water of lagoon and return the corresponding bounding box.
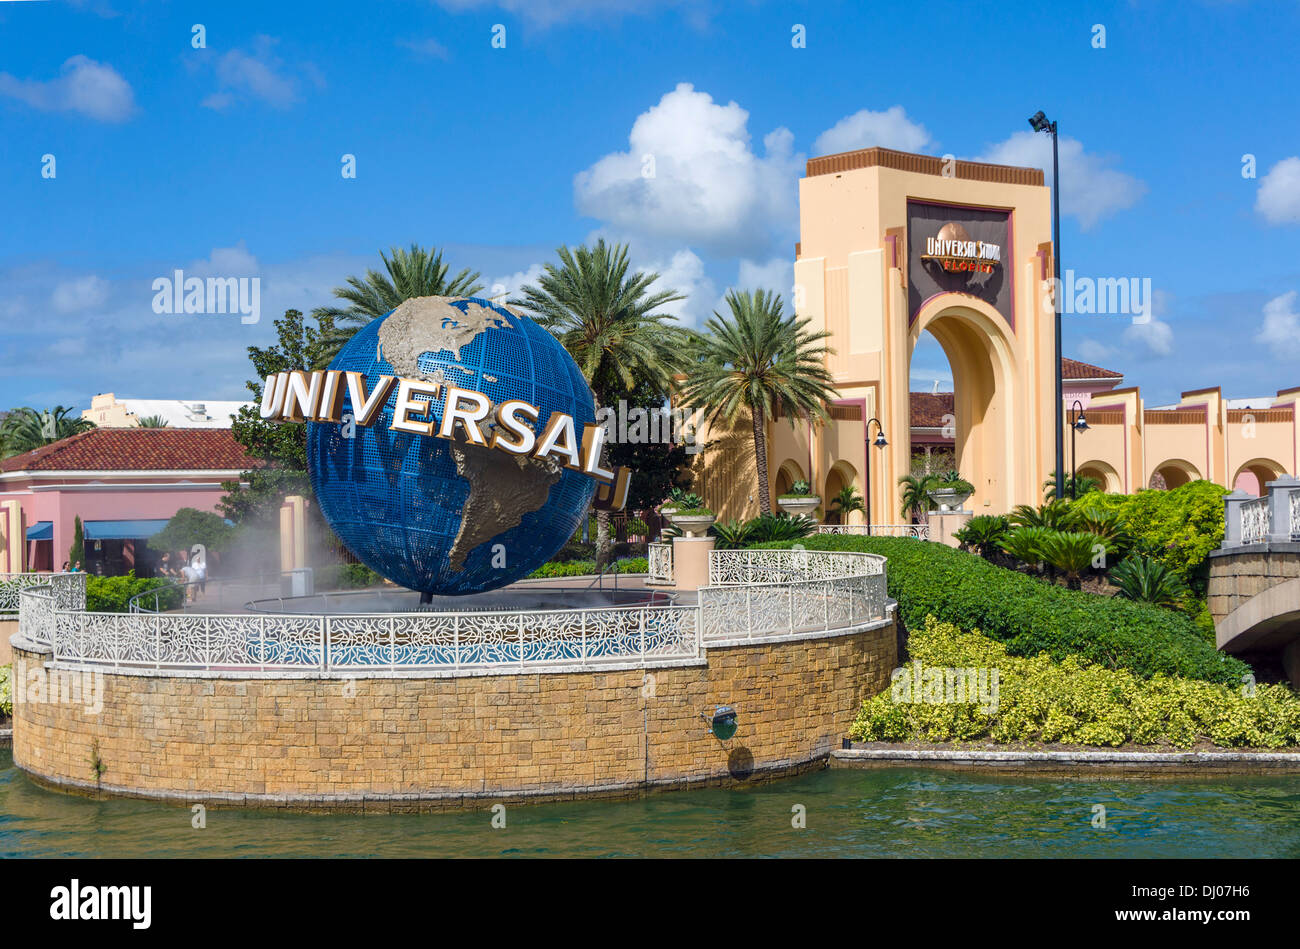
[3,749,1298,858]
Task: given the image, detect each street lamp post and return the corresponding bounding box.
[865,417,887,532]
[1069,400,1089,499]
[1030,110,1065,500]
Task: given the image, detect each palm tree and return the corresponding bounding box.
[136,414,168,428]
[312,243,484,366]
[512,239,687,567]
[898,473,938,522]
[1,406,95,457]
[829,484,865,524]
[1043,472,1102,501]
[678,289,837,516]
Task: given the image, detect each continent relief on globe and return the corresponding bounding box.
[377,296,563,572]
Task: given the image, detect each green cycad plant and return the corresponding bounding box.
[1066,505,1129,555]
[953,514,1010,559]
[678,288,837,517]
[1009,499,1073,529]
[709,519,755,550]
[312,243,484,366]
[998,526,1053,573]
[1109,554,1190,608]
[1038,530,1107,590]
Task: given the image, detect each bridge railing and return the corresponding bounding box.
[1223,476,1300,548]
[0,572,85,614]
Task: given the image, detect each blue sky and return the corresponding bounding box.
[3,0,1299,410]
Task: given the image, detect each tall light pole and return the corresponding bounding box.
[1030,110,1064,500]
[864,418,887,532]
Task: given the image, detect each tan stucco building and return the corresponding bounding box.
[691,146,1297,523]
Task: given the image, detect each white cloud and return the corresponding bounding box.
[432,0,698,27]
[202,36,320,111]
[186,242,260,277]
[51,275,110,313]
[1256,157,1300,225]
[1255,291,1300,358]
[812,106,932,157]
[646,248,714,326]
[978,131,1145,230]
[574,83,802,258]
[735,257,794,299]
[398,37,451,60]
[0,55,135,122]
[1075,338,1117,364]
[487,263,547,301]
[1123,317,1174,357]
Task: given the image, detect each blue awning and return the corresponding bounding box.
[83,519,170,541]
[26,521,52,541]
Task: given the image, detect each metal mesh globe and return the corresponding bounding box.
[307,296,598,595]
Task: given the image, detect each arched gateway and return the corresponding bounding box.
[772,147,1057,521]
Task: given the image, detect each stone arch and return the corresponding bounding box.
[909,296,1019,514]
[1149,458,1201,490]
[773,459,806,500]
[823,459,862,524]
[1232,457,1287,496]
[1076,459,1121,493]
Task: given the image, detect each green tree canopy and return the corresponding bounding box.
[150,508,234,558]
[313,243,483,366]
[679,288,837,515]
[1,405,95,457]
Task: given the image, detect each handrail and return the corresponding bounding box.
[17,548,890,676]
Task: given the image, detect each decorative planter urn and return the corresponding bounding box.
[777,496,821,518]
[669,512,716,537]
[926,488,972,513]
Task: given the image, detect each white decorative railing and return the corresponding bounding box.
[647,542,674,583]
[16,548,890,677]
[0,571,85,614]
[700,548,888,642]
[815,524,930,540]
[1291,491,1300,540]
[1241,497,1270,545]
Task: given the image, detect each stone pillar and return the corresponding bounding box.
[279,495,308,573]
[1264,476,1300,545]
[1221,490,1255,548]
[1284,640,1300,691]
[672,535,715,592]
[0,499,25,573]
[926,510,971,549]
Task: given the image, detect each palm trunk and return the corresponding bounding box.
[752,406,772,516]
[594,509,612,570]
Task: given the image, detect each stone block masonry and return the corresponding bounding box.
[10,618,896,811]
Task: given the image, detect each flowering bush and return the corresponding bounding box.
[0,664,11,718]
[851,618,1300,748]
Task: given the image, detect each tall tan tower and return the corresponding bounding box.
[786,147,1057,521]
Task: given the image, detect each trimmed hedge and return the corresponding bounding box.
[86,572,183,613]
[528,556,649,579]
[757,534,1249,685]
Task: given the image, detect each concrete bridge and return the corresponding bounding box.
[1210,476,1300,684]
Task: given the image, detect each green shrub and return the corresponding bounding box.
[85,571,183,612]
[743,512,816,543]
[756,534,1250,685]
[997,525,1053,569]
[528,557,648,579]
[953,514,1009,558]
[850,617,1299,748]
[0,664,11,718]
[1073,481,1227,591]
[780,479,816,498]
[1037,531,1107,588]
[318,562,382,590]
[710,519,755,550]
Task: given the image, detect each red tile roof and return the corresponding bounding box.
[1061,357,1123,380]
[0,427,262,473]
[909,392,955,427]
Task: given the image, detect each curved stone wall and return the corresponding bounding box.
[10,617,895,810]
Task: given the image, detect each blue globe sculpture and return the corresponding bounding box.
[307,296,598,595]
